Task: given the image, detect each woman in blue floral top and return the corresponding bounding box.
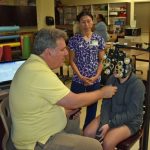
[68,11,105,129]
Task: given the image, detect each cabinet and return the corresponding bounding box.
[91,4,108,24]
[108,3,129,26]
[63,6,77,25]
[63,2,130,29]
[77,5,91,15]
[63,5,91,25]
[91,3,130,33]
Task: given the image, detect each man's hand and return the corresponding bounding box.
[66,108,81,120]
[100,85,117,98]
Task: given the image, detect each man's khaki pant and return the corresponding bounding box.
[35,118,102,150]
[35,132,102,150]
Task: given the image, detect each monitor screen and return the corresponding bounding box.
[0,60,25,86]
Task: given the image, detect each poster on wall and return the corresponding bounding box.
[0,5,37,26]
[0,0,7,5]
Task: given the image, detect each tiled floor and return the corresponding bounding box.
[64,49,150,150]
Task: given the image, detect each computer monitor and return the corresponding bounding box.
[0,60,25,88]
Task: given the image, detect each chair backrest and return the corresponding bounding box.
[0,94,11,150]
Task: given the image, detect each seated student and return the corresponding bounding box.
[83,53,145,150]
[9,28,117,150]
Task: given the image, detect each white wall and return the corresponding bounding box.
[135,2,150,43]
[36,0,55,30]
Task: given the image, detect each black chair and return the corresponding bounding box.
[0,94,17,150]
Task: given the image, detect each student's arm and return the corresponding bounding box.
[99,75,113,126]
[109,80,145,128]
[100,98,111,126]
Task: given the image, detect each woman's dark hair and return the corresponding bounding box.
[98,14,106,25]
[76,11,93,22]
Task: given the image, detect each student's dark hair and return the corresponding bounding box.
[98,14,106,25]
[76,11,93,22]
